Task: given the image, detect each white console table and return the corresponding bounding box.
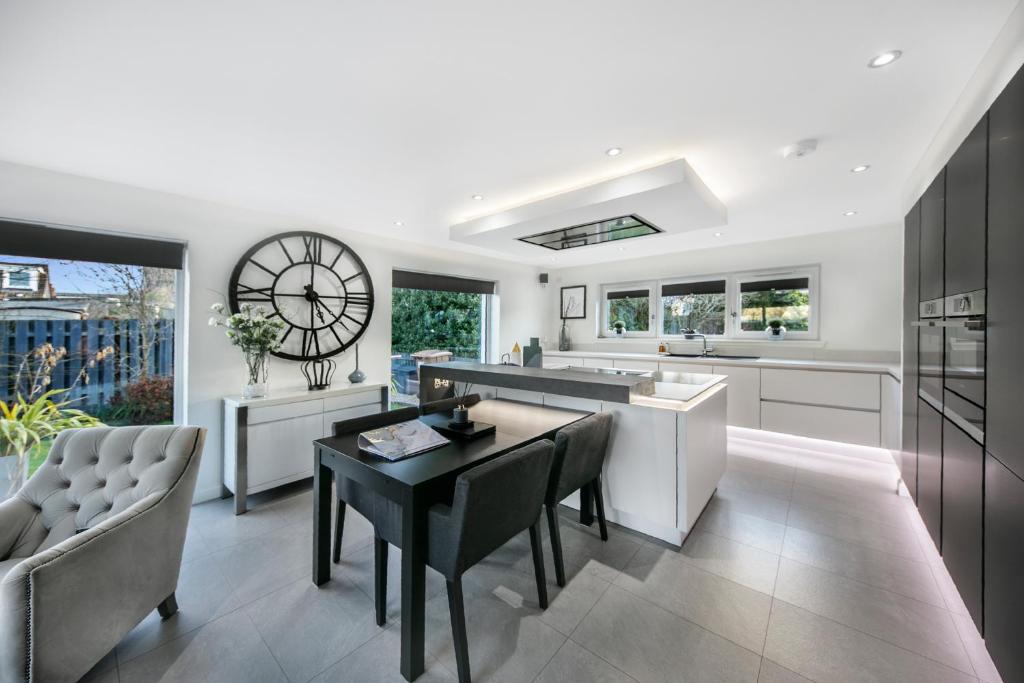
[223,382,387,514]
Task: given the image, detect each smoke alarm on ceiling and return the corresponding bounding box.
[783,139,819,159]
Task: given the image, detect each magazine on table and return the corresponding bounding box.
[358,419,450,461]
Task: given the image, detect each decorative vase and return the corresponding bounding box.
[1,453,28,499]
[452,406,470,425]
[347,343,367,384]
[244,350,269,398]
[558,321,571,351]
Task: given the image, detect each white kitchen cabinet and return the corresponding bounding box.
[612,359,660,372]
[224,384,385,514]
[713,365,760,428]
[761,368,880,411]
[880,374,901,456]
[658,361,710,373]
[761,401,881,447]
[543,355,582,368]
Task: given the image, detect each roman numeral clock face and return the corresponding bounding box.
[228,231,374,361]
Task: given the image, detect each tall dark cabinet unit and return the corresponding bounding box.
[984,64,1024,681]
[918,171,946,303]
[985,457,1024,683]
[941,421,984,628]
[944,116,988,296]
[901,203,921,500]
[915,171,945,551]
[916,398,943,549]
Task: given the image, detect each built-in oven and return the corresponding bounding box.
[943,289,985,442]
[916,297,945,412]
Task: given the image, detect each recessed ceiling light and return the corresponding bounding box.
[617,247,626,252]
[605,147,623,157]
[851,165,871,173]
[471,194,484,201]
[843,210,857,216]
[394,220,404,227]
[868,50,902,68]
[714,232,723,237]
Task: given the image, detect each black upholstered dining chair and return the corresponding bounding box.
[545,412,614,586]
[397,439,554,683]
[331,407,419,567]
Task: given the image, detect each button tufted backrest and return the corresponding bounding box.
[8,425,204,560]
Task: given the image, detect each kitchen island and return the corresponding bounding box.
[419,362,727,546]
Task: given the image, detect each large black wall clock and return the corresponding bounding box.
[228,231,374,361]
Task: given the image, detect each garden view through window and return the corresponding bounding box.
[739,277,811,332]
[662,280,727,335]
[389,270,491,406]
[605,288,651,333]
[1,253,179,484]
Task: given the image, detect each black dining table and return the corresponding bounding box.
[311,398,591,681]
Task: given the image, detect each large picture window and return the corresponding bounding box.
[1,220,184,482]
[599,266,818,340]
[389,270,494,405]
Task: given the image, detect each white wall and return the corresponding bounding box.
[903,0,1024,211]
[545,223,902,360]
[0,161,545,502]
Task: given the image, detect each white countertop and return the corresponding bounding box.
[545,350,899,379]
[224,381,384,408]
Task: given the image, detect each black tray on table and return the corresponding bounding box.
[428,419,496,441]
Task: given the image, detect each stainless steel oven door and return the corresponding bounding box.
[944,290,985,408]
[916,297,945,410]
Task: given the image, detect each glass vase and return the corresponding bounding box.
[558,320,571,351]
[243,351,269,399]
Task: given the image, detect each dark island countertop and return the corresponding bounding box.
[419,361,656,404]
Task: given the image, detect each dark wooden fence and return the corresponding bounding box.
[0,319,174,409]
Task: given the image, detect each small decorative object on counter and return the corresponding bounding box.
[510,342,522,366]
[301,358,336,390]
[450,382,474,430]
[523,337,543,367]
[209,302,285,399]
[612,320,626,337]
[347,343,367,384]
[766,319,786,340]
[658,341,667,354]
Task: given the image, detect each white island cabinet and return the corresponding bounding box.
[477,381,728,546]
[223,383,386,514]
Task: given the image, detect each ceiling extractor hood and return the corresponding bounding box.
[518,214,662,251]
[449,159,726,259]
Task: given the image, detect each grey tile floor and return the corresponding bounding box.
[81,431,1003,683]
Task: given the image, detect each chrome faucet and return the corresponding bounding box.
[682,330,714,357]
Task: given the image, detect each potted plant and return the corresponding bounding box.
[1,390,104,495]
[767,319,786,340]
[612,320,626,337]
[1,342,109,495]
[210,302,286,398]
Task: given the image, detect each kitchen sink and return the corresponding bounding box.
[665,353,760,360]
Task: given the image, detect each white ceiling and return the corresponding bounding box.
[0,0,1017,266]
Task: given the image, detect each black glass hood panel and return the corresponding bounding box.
[518,214,663,251]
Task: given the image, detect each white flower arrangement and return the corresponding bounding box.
[209,302,286,385]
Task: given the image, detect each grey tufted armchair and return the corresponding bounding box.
[0,424,206,682]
